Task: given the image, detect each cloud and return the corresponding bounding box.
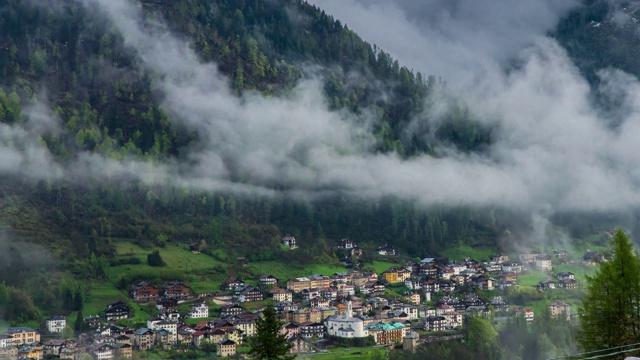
[307,0,578,90]
[10,0,640,234]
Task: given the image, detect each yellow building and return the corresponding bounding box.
[217,340,236,357]
[8,327,40,345]
[286,277,311,293]
[381,271,399,284]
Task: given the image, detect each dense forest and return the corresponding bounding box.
[0,0,501,261]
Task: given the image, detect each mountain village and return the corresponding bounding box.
[0,237,600,359]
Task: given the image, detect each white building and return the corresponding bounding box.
[46,315,67,334]
[0,334,15,348]
[325,302,368,338]
[536,256,552,271]
[188,303,209,318]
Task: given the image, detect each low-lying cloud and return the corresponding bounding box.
[8,0,640,227]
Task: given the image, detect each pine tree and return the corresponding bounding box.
[249,306,294,360]
[577,228,640,355]
[74,310,84,332]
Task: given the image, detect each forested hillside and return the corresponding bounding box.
[0,0,506,321]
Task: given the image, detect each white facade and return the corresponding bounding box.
[536,258,552,271]
[0,335,15,348]
[46,316,66,334]
[325,302,368,338]
[188,303,209,318]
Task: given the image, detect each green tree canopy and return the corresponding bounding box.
[249,306,294,360]
[578,228,640,356]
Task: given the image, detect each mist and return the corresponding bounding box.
[5,0,640,244]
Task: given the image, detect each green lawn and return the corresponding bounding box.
[441,245,499,262]
[83,282,129,317]
[297,347,386,359]
[553,264,596,284]
[112,242,221,275]
[371,260,400,274]
[247,261,347,283]
[516,270,551,287]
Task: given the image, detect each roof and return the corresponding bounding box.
[48,315,66,321]
[367,322,405,331]
[220,339,236,346]
[7,327,36,334]
[133,328,153,335]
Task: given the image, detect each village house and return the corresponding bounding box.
[259,274,278,288]
[489,296,509,312]
[583,250,605,265]
[553,249,568,259]
[115,343,132,358]
[187,302,209,318]
[310,296,330,308]
[188,242,202,254]
[424,316,447,332]
[17,343,44,360]
[366,322,406,345]
[557,272,575,281]
[490,255,509,264]
[498,280,515,290]
[280,323,300,339]
[549,301,571,321]
[338,238,357,249]
[104,301,131,322]
[536,255,553,271]
[473,275,494,290]
[130,282,160,302]
[501,262,522,274]
[515,308,535,322]
[220,304,245,318]
[238,287,264,302]
[438,266,456,280]
[133,328,154,350]
[163,281,191,300]
[156,298,178,311]
[441,312,464,329]
[217,339,236,357]
[7,327,40,346]
[271,287,293,302]
[300,323,325,339]
[405,293,421,305]
[46,315,67,334]
[220,278,245,291]
[538,280,555,291]
[288,337,313,354]
[376,244,397,256]
[308,274,331,289]
[559,278,578,289]
[282,236,297,249]
[484,262,502,273]
[287,277,312,293]
[231,318,257,337]
[0,346,18,360]
[519,251,539,264]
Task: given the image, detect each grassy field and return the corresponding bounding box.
[247,261,348,283]
[110,242,222,278]
[441,245,499,262]
[371,260,400,274]
[297,347,387,359]
[516,270,552,287]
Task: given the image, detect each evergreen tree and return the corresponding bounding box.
[74,310,84,332]
[249,306,294,360]
[577,228,640,356]
[147,250,166,267]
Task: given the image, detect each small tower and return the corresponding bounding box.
[347,300,353,318]
[403,331,419,353]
